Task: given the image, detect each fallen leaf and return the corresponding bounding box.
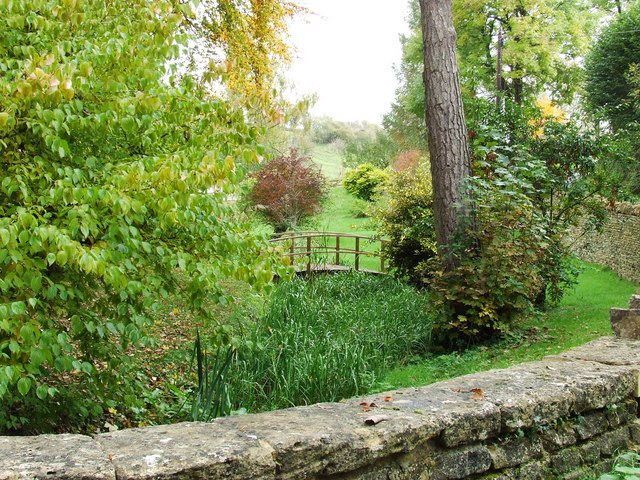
[359,402,368,406]
[369,402,378,407]
[362,407,372,412]
[383,396,393,402]
[364,415,390,426]
[470,388,484,400]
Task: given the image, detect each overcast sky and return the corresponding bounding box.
[285,0,411,125]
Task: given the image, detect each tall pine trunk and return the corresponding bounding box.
[419,0,472,268]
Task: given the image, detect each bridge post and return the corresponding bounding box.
[335,236,340,265]
[355,237,360,271]
[306,236,312,275]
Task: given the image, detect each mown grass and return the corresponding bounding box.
[309,186,382,271]
[227,272,432,412]
[310,143,344,180]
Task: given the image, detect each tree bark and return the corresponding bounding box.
[419,0,472,267]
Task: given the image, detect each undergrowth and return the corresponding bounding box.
[600,451,640,479]
[228,272,432,412]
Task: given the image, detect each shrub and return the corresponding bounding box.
[343,164,389,201]
[248,149,328,232]
[373,162,436,285]
[421,170,547,344]
[421,143,578,346]
[392,150,424,171]
[228,272,432,411]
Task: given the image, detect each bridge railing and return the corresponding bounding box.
[269,231,388,275]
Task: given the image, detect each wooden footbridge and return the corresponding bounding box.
[269,231,388,275]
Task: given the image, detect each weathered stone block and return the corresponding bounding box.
[611,308,640,339]
[554,336,640,366]
[629,419,640,442]
[0,434,115,480]
[550,448,582,475]
[96,422,277,480]
[629,295,640,309]
[354,386,500,449]
[430,444,492,480]
[512,459,549,480]
[562,467,594,480]
[498,359,635,427]
[222,399,444,479]
[578,439,601,465]
[574,411,608,440]
[605,399,638,427]
[593,458,615,477]
[488,436,543,470]
[593,425,630,456]
[538,422,577,452]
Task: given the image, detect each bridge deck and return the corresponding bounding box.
[291,264,386,276]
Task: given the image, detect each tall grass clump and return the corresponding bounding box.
[229,272,432,412]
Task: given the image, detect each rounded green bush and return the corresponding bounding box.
[343,164,389,201]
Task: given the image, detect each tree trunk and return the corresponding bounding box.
[419,0,472,267]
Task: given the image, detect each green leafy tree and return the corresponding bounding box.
[453,0,597,104]
[342,131,400,169]
[584,3,640,197]
[585,2,640,129]
[185,0,303,99]
[0,0,287,432]
[391,0,599,132]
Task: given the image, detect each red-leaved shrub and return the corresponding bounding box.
[248,149,328,232]
[392,149,424,171]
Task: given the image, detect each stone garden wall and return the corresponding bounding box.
[4,335,640,479]
[570,202,640,283]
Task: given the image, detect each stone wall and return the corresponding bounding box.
[570,202,640,283]
[3,337,640,479]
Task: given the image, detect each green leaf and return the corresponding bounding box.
[0,229,10,246]
[36,384,49,400]
[17,377,32,396]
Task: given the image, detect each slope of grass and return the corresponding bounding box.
[374,261,638,392]
[311,143,344,180]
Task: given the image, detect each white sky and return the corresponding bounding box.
[285,0,411,125]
